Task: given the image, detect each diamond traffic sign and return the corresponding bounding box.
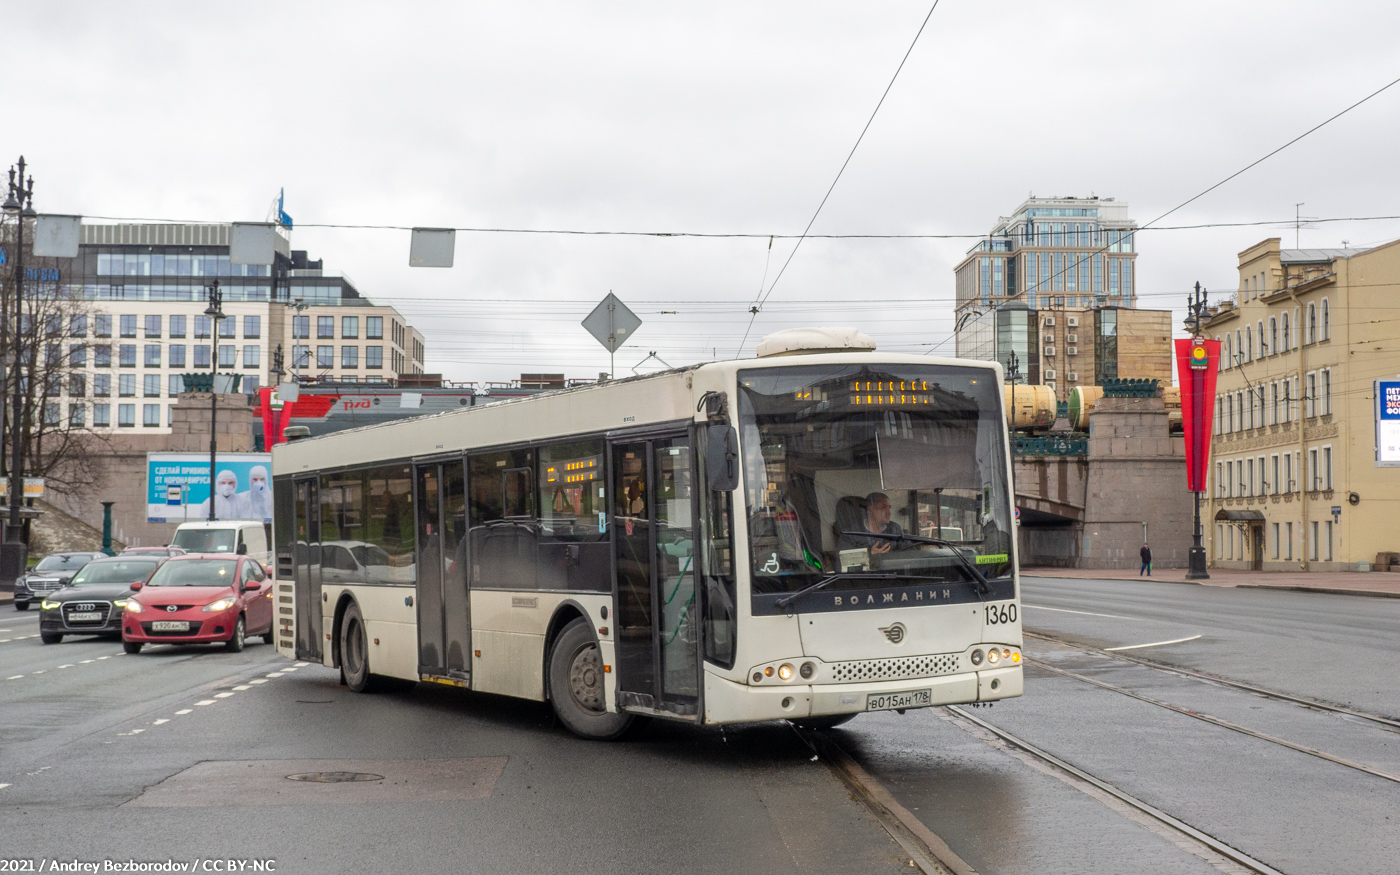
[581,292,642,355]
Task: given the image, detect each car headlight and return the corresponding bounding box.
[202,597,236,613]
[113,599,130,609]
[40,599,62,610]
[123,600,144,613]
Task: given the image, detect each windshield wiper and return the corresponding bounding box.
[839,531,994,596]
[774,572,901,611]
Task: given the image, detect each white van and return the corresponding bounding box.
[171,520,271,567]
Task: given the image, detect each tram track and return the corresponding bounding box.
[1025,628,1400,733]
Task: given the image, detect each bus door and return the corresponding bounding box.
[612,434,700,718]
[414,459,470,682]
[293,478,322,661]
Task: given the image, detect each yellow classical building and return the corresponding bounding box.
[1203,238,1400,571]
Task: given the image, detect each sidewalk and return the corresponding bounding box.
[1022,565,1400,599]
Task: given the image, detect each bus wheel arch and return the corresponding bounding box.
[547,616,632,740]
[331,592,358,670]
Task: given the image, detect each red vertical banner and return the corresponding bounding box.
[258,387,275,450]
[1175,337,1220,492]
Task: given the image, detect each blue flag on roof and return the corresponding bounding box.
[277,188,293,229]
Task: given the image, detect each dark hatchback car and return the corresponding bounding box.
[14,552,106,611]
[37,556,165,643]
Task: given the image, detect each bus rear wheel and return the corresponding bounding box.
[549,618,632,741]
[340,603,378,693]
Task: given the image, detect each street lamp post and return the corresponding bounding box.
[205,279,224,522]
[1185,282,1211,580]
[2,157,36,582]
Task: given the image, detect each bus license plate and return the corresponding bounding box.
[152,621,190,632]
[866,690,931,712]
[67,612,102,621]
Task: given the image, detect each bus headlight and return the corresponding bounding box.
[970,649,984,666]
[777,663,794,681]
[800,662,815,679]
[987,649,1000,665]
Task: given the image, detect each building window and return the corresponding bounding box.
[366,346,383,368]
[244,315,260,339]
[1324,520,1333,561]
[293,315,309,339]
[144,374,160,397]
[143,404,161,427]
[69,404,85,428]
[1322,445,1332,489]
[193,345,211,368]
[316,345,333,368]
[1271,522,1280,559]
[95,315,112,338]
[169,375,184,396]
[94,403,110,427]
[1310,521,1319,561]
[1284,522,1293,560]
[1268,317,1277,353]
[366,316,383,340]
[194,315,211,338]
[218,345,237,368]
[1321,298,1329,340]
[341,346,358,368]
[1281,312,1290,351]
[69,374,86,398]
[94,374,111,397]
[169,344,186,368]
[70,315,87,337]
[119,345,136,367]
[1305,372,1316,418]
[218,316,235,339]
[1306,303,1316,344]
[318,316,335,339]
[170,315,187,338]
[43,402,60,427]
[120,314,138,338]
[145,344,161,367]
[292,345,310,369]
[119,374,136,397]
[1283,453,1293,493]
[243,345,260,368]
[69,345,86,368]
[341,316,360,339]
[1321,369,1331,415]
[118,404,135,428]
[144,315,162,338]
[1244,326,1253,361]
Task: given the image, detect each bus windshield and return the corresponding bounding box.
[738,363,1013,601]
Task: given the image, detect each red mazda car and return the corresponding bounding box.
[121,554,273,654]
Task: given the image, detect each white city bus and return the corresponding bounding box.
[271,329,1022,739]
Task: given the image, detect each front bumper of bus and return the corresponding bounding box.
[702,665,1023,724]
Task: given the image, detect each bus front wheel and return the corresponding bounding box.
[549,618,632,741]
[340,603,378,693]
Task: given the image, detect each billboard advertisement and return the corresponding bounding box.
[1377,380,1400,467]
[147,452,272,523]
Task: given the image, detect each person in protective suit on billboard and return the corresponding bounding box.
[196,469,242,520]
[234,465,273,521]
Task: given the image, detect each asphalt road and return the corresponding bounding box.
[4,576,1396,874]
[839,575,1400,875]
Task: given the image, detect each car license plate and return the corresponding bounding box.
[67,612,102,621]
[866,689,932,711]
[152,621,190,632]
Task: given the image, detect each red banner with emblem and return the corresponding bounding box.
[1175,337,1220,492]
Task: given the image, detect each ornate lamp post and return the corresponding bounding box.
[2,157,36,581]
[204,279,224,522]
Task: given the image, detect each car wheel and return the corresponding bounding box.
[791,714,858,730]
[548,618,632,740]
[123,641,143,655]
[224,616,246,653]
[15,601,29,611]
[341,602,382,693]
[40,632,62,645]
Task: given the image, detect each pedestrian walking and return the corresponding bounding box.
[1140,543,1152,576]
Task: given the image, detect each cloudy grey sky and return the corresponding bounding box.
[10,1,1400,383]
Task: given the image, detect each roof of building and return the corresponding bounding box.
[1279,248,1364,264]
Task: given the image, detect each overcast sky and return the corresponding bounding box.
[9,1,1400,384]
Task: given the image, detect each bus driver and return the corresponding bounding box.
[839,492,906,554]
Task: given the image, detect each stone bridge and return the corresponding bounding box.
[1012,396,1191,569]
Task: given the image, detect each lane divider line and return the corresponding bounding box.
[174,709,192,715]
[194,700,216,706]
[214,692,235,699]
[1105,635,1202,652]
[152,719,169,725]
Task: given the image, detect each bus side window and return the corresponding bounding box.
[469,450,537,590]
[697,425,737,669]
[538,439,608,592]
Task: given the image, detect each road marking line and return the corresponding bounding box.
[214,692,235,698]
[58,664,74,669]
[0,628,11,631]
[6,675,22,680]
[248,679,268,684]
[80,659,94,664]
[1105,634,1202,652]
[31,670,44,674]
[1022,604,1141,620]
[265,672,285,677]
[232,685,251,691]
[0,639,10,643]
[294,662,309,667]
[175,709,192,715]
[0,784,9,789]
[282,667,298,672]
[97,656,110,660]
[194,700,216,706]
[152,719,169,725]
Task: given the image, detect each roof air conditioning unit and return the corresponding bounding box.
[1044,346,1056,357]
[1067,346,1078,356]
[1068,372,1078,382]
[1044,369,1056,380]
[1044,316,1056,327]
[1043,333,1055,344]
[1066,333,1078,344]
[1067,317,1079,327]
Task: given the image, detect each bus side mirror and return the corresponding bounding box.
[705,424,739,492]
